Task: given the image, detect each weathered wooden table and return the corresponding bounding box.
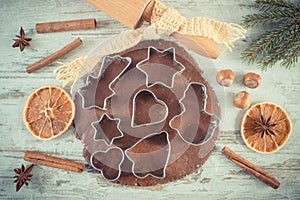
[1,0,299,199]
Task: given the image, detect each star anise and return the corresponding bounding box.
[254,115,276,138]
[12,27,32,52]
[13,164,34,192]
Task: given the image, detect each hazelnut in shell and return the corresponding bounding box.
[234,91,252,109]
[216,69,234,87]
[243,73,261,89]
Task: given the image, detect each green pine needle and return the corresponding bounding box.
[241,0,300,70]
[242,10,294,28]
[254,0,300,12]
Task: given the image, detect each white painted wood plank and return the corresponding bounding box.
[0,0,299,199]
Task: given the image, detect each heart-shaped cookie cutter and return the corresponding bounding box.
[90,146,125,182]
[131,89,169,128]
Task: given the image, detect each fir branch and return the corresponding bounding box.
[281,35,300,68]
[242,22,295,62]
[258,26,299,70]
[241,0,300,70]
[255,0,300,12]
[242,10,294,28]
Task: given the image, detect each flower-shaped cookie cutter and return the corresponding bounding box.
[169,82,220,146]
[136,46,185,89]
[78,55,131,110]
[125,131,170,179]
[91,113,124,146]
[131,89,169,128]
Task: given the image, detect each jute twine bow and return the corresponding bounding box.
[55,0,246,90]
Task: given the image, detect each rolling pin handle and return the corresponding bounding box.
[141,0,155,23]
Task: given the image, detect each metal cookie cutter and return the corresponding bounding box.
[90,146,125,182]
[136,46,185,89]
[131,89,169,128]
[78,55,131,110]
[125,131,170,179]
[92,113,124,146]
[169,82,220,146]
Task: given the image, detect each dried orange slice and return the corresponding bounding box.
[23,86,75,140]
[241,102,292,153]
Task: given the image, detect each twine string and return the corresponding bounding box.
[54,0,246,90]
[150,0,246,50]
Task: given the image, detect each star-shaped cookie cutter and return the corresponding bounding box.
[136,46,185,89]
[91,113,124,146]
[78,55,131,110]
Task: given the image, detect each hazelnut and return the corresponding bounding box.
[234,91,252,109]
[216,69,234,87]
[243,72,261,89]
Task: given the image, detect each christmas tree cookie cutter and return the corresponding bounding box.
[131,89,169,128]
[136,46,185,89]
[169,82,220,146]
[78,55,131,110]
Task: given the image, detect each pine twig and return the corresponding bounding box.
[242,22,294,61]
[258,26,299,70]
[281,37,300,68]
[242,11,293,28]
[241,0,300,70]
[254,0,300,12]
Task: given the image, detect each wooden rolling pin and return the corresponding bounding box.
[85,0,221,59]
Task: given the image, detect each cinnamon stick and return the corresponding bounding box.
[24,151,85,173]
[26,37,82,73]
[221,147,280,189]
[36,19,96,33]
